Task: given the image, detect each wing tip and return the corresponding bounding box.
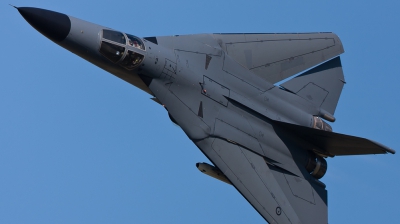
[387,148,396,154]
[370,140,396,154]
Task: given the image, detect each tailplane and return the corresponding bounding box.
[275,119,395,156]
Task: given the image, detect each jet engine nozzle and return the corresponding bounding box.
[312,116,333,132]
[196,163,231,185]
[305,152,328,179]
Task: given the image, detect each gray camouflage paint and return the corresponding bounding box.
[16,7,395,224]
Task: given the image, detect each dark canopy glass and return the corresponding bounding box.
[118,50,144,70]
[102,30,126,44]
[99,41,125,63]
[126,34,145,50]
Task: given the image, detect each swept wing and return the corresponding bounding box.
[195,137,327,224]
[212,33,344,83]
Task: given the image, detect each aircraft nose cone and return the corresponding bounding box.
[18,7,71,42]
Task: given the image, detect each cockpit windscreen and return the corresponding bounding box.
[102,30,126,44]
[99,29,145,70]
[126,34,145,50]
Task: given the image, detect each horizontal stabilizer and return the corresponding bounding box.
[276,120,395,156]
[281,57,345,115]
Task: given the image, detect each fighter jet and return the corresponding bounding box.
[15,6,395,224]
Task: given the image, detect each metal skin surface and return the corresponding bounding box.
[16,7,395,224]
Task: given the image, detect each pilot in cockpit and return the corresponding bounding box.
[127,38,140,48]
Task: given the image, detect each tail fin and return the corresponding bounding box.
[280,57,345,115]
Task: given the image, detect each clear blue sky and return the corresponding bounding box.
[1,1,399,223]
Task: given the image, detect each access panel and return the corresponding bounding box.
[201,76,230,106]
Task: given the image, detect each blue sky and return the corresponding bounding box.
[1,1,399,223]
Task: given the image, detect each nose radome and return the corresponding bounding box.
[17,7,71,42]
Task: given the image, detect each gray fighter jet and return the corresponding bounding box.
[15,6,395,224]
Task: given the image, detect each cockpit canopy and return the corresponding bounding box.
[126,34,145,50]
[99,29,145,70]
